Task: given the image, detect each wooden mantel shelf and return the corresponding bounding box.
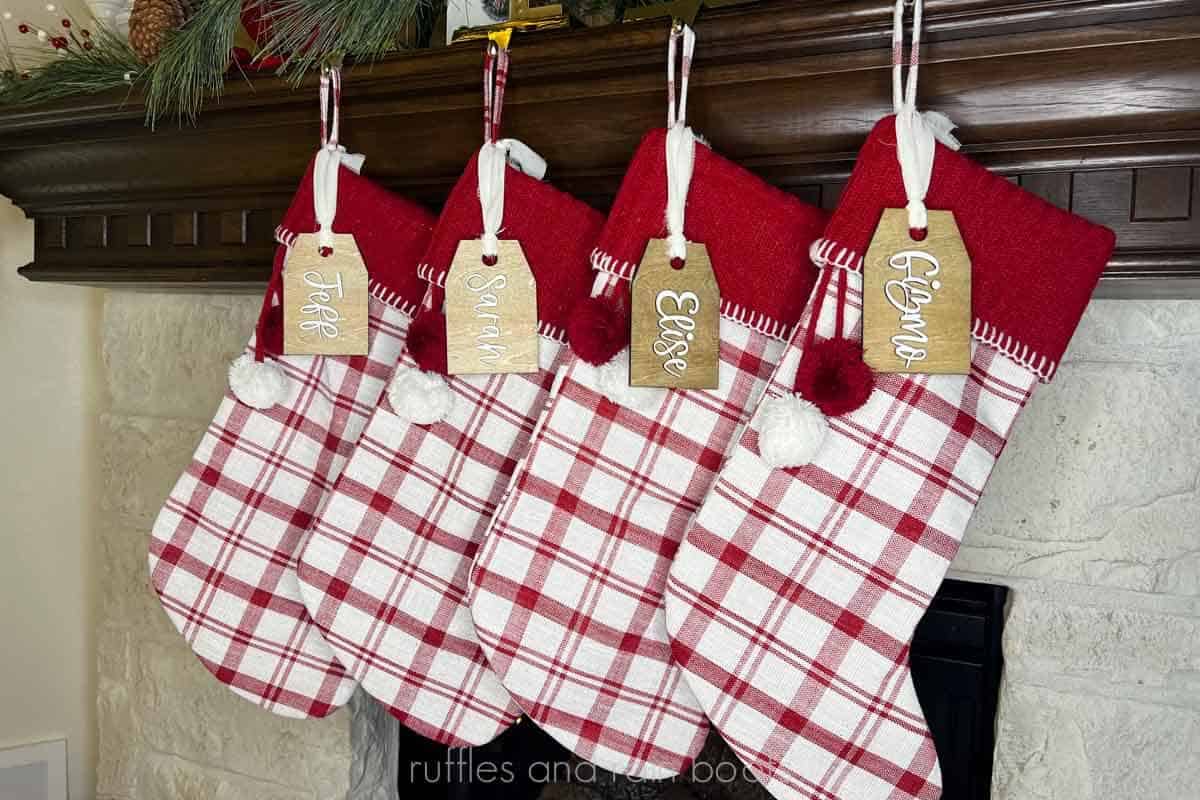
[2,0,1199,297]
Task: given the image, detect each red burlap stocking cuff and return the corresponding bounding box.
[591,128,828,338]
[416,154,604,340]
[810,116,1116,380]
[274,155,435,314]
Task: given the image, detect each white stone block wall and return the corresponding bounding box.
[955,299,1200,799]
[95,292,1200,799]
[97,292,353,800]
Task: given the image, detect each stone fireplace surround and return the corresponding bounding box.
[96,290,1200,800]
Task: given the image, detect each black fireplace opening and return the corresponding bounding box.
[398,579,1008,800]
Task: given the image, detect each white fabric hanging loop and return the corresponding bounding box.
[478,145,506,259]
[313,66,365,253]
[891,0,960,232]
[665,23,697,263]
[477,43,548,259]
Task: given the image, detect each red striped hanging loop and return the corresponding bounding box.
[319,65,342,149]
[482,43,510,144]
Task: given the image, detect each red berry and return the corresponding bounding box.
[83,41,93,50]
[17,23,29,33]
[60,18,70,28]
[52,36,68,49]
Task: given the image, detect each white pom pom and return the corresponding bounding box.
[229,354,287,410]
[756,394,829,469]
[387,366,455,426]
[595,349,668,413]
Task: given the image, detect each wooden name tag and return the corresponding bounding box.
[863,209,972,375]
[630,239,720,389]
[445,239,540,375]
[283,233,370,356]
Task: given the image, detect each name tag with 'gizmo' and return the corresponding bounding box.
[863,209,972,375]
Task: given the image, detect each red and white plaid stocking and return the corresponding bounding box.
[468,115,828,776]
[663,110,1115,800]
[296,44,605,747]
[148,70,435,717]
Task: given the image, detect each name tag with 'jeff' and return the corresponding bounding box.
[283,233,370,356]
[862,209,972,375]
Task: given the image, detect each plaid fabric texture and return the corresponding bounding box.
[148,290,418,718]
[296,329,567,746]
[663,270,1039,800]
[468,274,790,778]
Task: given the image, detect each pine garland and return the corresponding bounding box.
[0,23,142,107]
[260,0,435,83]
[145,0,243,123]
[0,0,643,120]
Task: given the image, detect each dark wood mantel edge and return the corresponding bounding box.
[4,0,1200,299]
[18,249,1200,298]
[3,0,1194,135]
[1094,255,1200,299]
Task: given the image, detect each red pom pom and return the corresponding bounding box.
[407,310,448,375]
[567,295,629,366]
[259,304,284,358]
[793,337,874,417]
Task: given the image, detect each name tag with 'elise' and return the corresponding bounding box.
[863,209,972,375]
[630,239,720,390]
[283,233,370,356]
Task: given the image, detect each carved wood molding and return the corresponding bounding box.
[1,0,1198,297]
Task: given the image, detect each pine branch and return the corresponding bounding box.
[259,0,435,83]
[1,0,642,115]
[0,23,142,107]
[145,0,243,124]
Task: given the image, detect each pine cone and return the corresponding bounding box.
[128,0,188,64]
